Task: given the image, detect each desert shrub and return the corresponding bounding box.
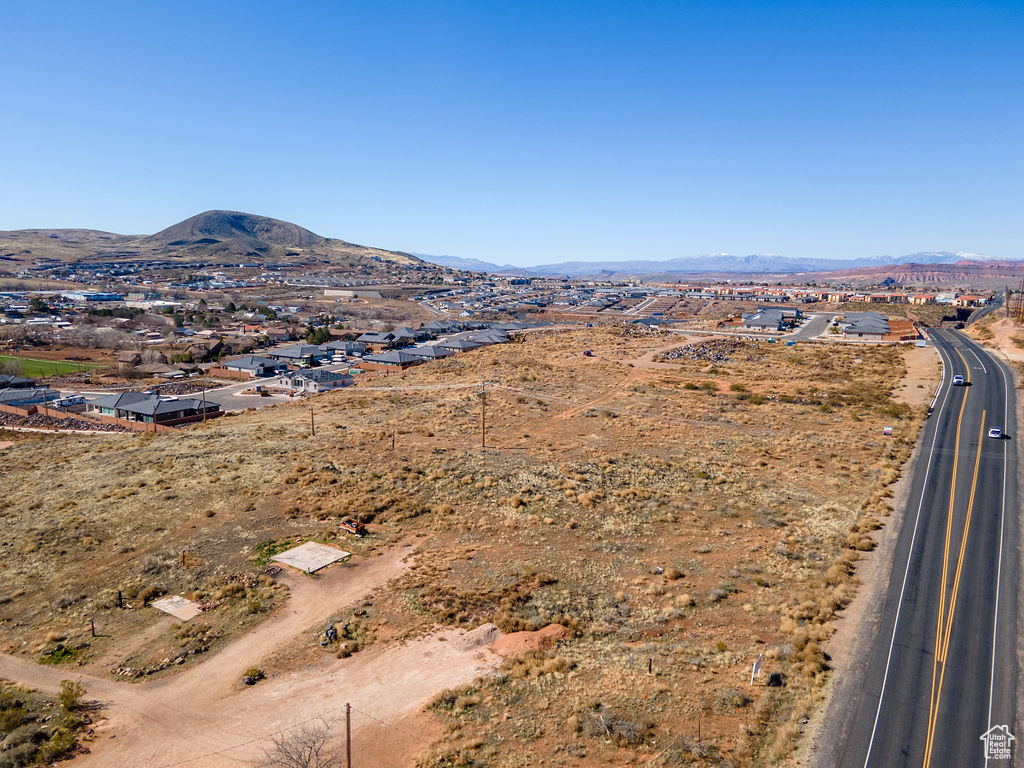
[708,687,752,712]
[137,584,166,603]
[215,582,246,600]
[585,707,653,747]
[34,728,77,762]
[140,552,172,576]
[58,680,85,710]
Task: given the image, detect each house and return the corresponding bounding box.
[183,340,227,362]
[221,355,281,378]
[355,330,416,351]
[953,295,984,308]
[360,350,426,370]
[0,387,60,406]
[267,345,331,367]
[490,322,531,331]
[407,345,455,360]
[323,340,368,356]
[467,330,509,345]
[436,338,481,353]
[135,363,187,379]
[87,392,221,425]
[117,351,143,370]
[355,331,393,350]
[275,368,353,394]
[742,306,803,331]
[392,326,427,342]
[265,327,296,343]
[421,321,459,335]
[0,374,34,389]
[839,312,890,340]
[630,316,671,329]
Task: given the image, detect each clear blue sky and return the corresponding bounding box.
[3,1,1022,266]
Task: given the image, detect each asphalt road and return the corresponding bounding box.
[831,330,1019,767]
[787,312,835,340]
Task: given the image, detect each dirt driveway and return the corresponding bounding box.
[0,541,504,767]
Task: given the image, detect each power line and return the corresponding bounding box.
[151,698,433,767]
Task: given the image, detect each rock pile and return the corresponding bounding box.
[656,338,761,363]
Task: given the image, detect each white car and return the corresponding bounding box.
[952,374,966,386]
[988,427,1003,439]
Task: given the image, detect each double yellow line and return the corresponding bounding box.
[922,347,986,767]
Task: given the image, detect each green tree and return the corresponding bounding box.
[29,297,49,313]
[306,325,332,345]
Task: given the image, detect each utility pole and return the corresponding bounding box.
[346,702,352,768]
[391,426,396,452]
[310,407,315,437]
[201,384,207,423]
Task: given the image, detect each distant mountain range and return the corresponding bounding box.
[0,210,424,271]
[417,250,1016,278]
[4,210,1019,287]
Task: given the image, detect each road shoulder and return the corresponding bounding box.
[799,351,937,766]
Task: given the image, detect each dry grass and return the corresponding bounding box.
[0,326,926,765]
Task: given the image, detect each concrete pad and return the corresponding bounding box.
[271,541,351,574]
[151,595,203,621]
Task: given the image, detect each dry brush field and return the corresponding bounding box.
[0,326,928,766]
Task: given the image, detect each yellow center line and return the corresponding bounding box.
[923,344,984,768]
[922,345,971,767]
[923,414,985,767]
[939,412,986,664]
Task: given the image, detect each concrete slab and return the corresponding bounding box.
[151,595,203,621]
[271,541,351,574]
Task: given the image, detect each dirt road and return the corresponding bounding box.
[0,541,505,767]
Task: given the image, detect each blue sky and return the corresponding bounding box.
[2,1,1022,266]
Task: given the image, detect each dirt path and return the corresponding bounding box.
[0,539,506,767]
[554,338,695,420]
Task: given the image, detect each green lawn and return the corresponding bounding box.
[0,354,103,378]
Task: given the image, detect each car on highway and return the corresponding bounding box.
[988,427,1003,439]
[952,374,966,386]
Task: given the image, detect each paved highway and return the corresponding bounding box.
[831,329,1019,766]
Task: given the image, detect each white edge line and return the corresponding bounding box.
[983,341,1012,766]
[862,332,953,767]
[967,345,989,374]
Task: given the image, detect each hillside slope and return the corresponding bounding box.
[0,210,423,270]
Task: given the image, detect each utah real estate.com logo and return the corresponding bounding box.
[980,725,1015,760]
